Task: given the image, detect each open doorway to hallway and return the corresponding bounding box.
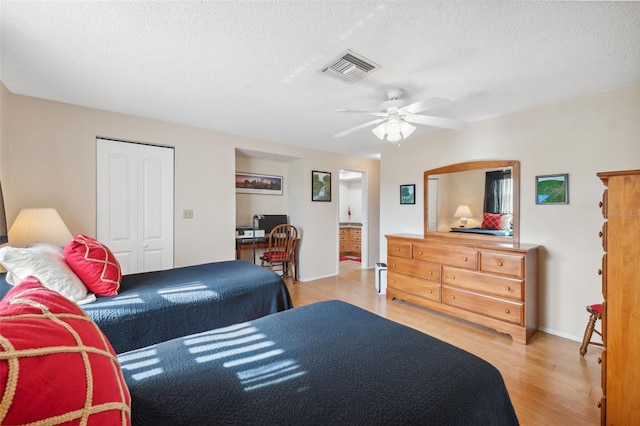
[339,169,365,273]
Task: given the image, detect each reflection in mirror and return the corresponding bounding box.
[424,160,520,243]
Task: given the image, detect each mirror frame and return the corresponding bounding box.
[424,160,520,243]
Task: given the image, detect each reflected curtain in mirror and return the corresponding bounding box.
[484,170,513,214]
[0,181,7,244]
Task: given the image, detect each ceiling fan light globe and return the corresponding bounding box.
[386,115,402,137]
[387,133,402,143]
[372,123,386,140]
[400,121,416,139]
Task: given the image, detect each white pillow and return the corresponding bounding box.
[0,246,96,304]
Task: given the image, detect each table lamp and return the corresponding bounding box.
[8,208,73,248]
[453,205,473,228]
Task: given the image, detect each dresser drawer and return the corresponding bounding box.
[413,244,477,270]
[442,267,523,301]
[387,272,441,302]
[388,241,412,259]
[442,286,524,324]
[387,257,440,283]
[351,229,361,242]
[600,254,607,300]
[479,252,524,278]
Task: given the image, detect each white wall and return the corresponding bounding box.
[1,87,380,282]
[380,83,640,341]
[339,178,362,223]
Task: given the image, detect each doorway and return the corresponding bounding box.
[338,169,364,273]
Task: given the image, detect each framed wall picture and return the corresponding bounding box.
[535,174,569,204]
[235,172,283,195]
[312,170,331,202]
[400,184,416,205]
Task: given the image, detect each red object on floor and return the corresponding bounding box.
[340,256,361,262]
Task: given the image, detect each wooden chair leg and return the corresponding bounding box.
[580,312,598,356]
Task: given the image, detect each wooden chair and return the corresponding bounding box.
[260,224,298,283]
[579,303,603,356]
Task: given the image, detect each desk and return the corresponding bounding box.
[236,238,299,282]
[235,238,268,260]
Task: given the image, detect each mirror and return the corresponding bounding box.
[424,160,520,243]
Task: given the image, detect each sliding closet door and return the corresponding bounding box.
[97,138,174,275]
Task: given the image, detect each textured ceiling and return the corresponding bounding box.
[1,1,639,159]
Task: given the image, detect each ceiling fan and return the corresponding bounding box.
[334,88,467,143]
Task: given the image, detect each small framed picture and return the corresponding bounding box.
[312,170,331,202]
[536,174,569,205]
[400,184,416,205]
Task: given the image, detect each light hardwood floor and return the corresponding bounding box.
[287,266,602,426]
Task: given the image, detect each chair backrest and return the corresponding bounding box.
[266,224,298,260]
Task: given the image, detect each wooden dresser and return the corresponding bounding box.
[386,234,539,344]
[597,169,640,425]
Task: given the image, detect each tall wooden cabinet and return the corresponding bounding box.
[597,169,640,425]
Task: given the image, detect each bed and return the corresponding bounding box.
[119,300,519,425]
[451,227,513,236]
[0,260,293,353]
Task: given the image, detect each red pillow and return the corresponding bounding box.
[0,277,131,424]
[481,213,503,230]
[64,234,122,296]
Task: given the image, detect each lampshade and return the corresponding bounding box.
[0,181,7,245]
[453,204,473,227]
[453,205,473,218]
[8,208,73,248]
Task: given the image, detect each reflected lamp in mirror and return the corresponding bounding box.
[9,208,73,248]
[453,205,473,228]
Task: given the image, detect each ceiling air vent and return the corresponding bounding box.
[320,50,380,84]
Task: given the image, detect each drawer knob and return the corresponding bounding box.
[428,290,432,294]
[505,309,510,314]
[428,271,432,275]
[463,257,467,261]
[450,275,455,280]
[597,357,602,364]
[497,262,503,266]
[450,296,455,300]
[599,201,603,208]
[395,247,400,251]
[599,231,603,238]
[597,269,603,276]
[597,401,602,408]
[505,286,511,291]
[419,251,423,255]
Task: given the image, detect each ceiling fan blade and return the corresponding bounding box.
[401,97,451,114]
[334,118,387,138]
[406,114,468,130]
[337,109,388,117]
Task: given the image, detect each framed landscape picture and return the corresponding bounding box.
[400,184,416,205]
[536,174,569,204]
[235,172,283,195]
[312,170,331,202]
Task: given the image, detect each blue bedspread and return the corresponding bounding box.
[120,300,519,425]
[0,260,293,353]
